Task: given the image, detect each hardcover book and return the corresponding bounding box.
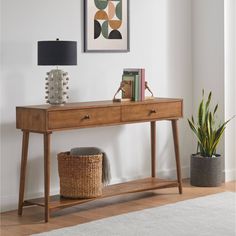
[122,75,135,99]
[123,68,145,101]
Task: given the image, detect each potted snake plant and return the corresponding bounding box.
[188,90,235,187]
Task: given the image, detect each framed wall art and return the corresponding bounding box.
[84,0,130,52]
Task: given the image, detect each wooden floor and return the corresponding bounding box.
[1,180,235,236]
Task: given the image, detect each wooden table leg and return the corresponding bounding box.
[18,131,29,215]
[44,132,51,222]
[171,119,183,194]
[150,121,156,178]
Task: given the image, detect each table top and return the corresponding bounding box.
[16,97,183,111]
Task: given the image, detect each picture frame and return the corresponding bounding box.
[84,0,130,52]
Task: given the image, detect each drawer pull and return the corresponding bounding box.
[150,109,157,114]
[83,115,90,119]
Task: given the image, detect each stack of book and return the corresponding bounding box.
[122,68,145,101]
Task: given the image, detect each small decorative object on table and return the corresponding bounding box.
[113,81,132,102]
[113,68,154,102]
[145,81,154,100]
[38,39,77,105]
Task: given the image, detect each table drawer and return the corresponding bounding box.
[48,107,121,129]
[121,101,182,122]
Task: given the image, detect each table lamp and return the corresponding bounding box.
[38,39,77,105]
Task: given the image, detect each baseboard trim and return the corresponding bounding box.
[107,166,190,185]
[0,188,59,213]
[224,169,236,181]
[1,166,190,213]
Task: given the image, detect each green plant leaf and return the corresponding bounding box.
[213,104,218,114]
[211,126,226,154]
[191,115,195,124]
[198,100,204,127]
[188,119,198,136]
[188,119,203,147]
[206,91,212,110]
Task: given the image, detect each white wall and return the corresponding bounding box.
[192,0,225,159]
[192,0,236,182]
[0,0,193,212]
[224,0,236,181]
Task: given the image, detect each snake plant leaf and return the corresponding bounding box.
[208,113,214,149]
[187,119,197,135]
[213,104,218,115]
[206,91,212,109]
[207,113,211,140]
[187,119,203,145]
[191,115,195,124]
[209,112,213,133]
[211,126,226,155]
[198,99,204,127]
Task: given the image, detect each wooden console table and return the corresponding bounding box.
[16,98,183,222]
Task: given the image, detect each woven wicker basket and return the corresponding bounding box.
[57,152,103,199]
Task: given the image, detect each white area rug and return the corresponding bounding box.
[32,192,236,236]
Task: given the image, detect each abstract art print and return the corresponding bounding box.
[84,0,129,52]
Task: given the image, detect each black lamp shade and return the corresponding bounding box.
[38,40,77,66]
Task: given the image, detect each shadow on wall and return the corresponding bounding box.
[164,0,193,179]
[165,0,192,98]
[25,150,60,196]
[1,41,33,68]
[0,122,22,195]
[1,41,34,106]
[1,73,27,110]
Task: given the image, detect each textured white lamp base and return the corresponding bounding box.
[45,69,69,105]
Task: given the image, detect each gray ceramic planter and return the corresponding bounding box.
[190,154,222,187]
